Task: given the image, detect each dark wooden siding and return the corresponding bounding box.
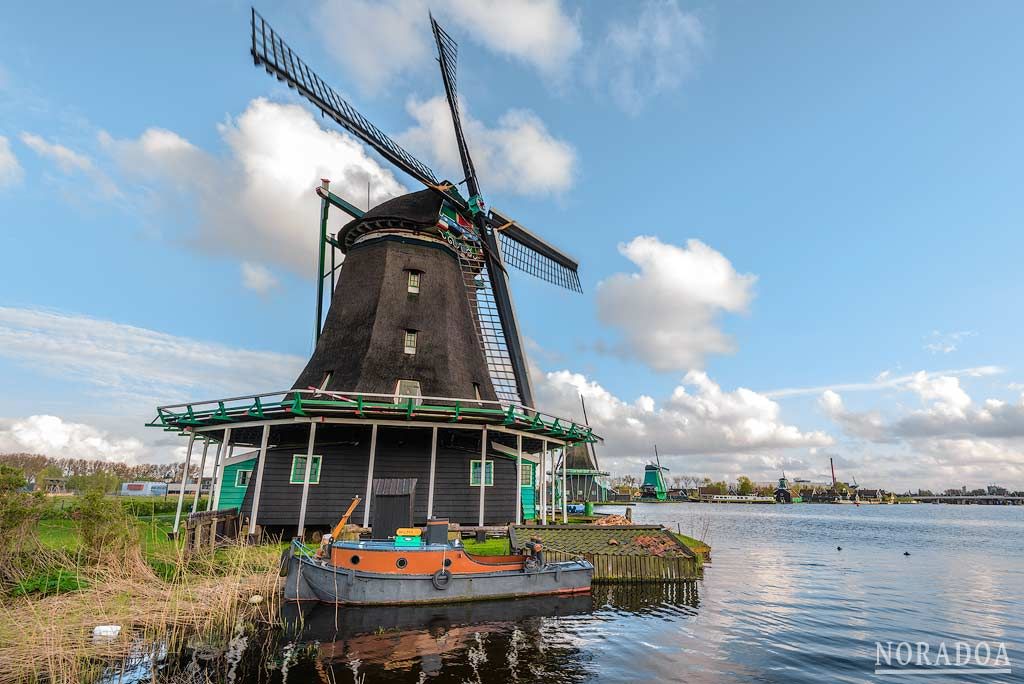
[239,426,516,530]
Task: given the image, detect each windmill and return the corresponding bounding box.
[249,9,582,408]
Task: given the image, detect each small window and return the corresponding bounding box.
[473,383,481,401]
[395,379,422,405]
[318,372,333,390]
[403,330,417,355]
[520,464,533,487]
[407,270,421,294]
[290,455,322,485]
[235,469,252,487]
[470,459,494,487]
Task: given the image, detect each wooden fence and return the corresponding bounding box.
[183,508,241,554]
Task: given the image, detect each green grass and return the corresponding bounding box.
[462,537,511,556]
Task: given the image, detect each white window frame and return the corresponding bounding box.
[235,469,252,488]
[289,455,322,485]
[394,379,422,406]
[520,463,534,487]
[470,459,494,487]
[407,270,421,294]
[403,330,417,355]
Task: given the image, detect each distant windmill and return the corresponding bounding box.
[249,9,582,408]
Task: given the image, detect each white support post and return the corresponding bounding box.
[427,426,438,519]
[172,432,197,536]
[211,427,232,511]
[191,437,210,514]
[297,421,317,540]
[247,424,271,539]
[515,433,523,525]
[541,439,549,525]
[362,424,378,528]
[206,440,223,511]
[549,443,556,524]
[478,426,487,527]
[561,447,568,523]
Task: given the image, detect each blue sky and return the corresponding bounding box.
[2,1,1023,490]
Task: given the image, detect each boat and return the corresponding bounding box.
[283,520,593,605]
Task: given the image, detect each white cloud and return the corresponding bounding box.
[241,261,280,295]
[587,1,706,115]
[399,96,575,195]
[315,0,581,94]
[0,135,23,187]
[0,306,305,407]
[924,329,975,354]
[766,365,1003,399]
[595,236,755,372]
[102,98,407,275]
[19,132,121,198]
[535,368,831,479]
[819,377,1024,489]
[440,0,582,79]
[0,415,145,464]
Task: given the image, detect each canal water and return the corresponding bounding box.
[176,503,1024,683]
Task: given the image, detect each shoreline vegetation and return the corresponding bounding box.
[1,459,713,682]
[0,467,281,683]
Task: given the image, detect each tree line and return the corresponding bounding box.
[0,453,196,494]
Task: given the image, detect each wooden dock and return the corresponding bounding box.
[510,524,702,582]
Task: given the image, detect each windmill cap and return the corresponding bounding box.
[338,188,444,252]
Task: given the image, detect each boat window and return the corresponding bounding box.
[443,558,452,568]
[235,469,252,487]
[403,330,417,355]
[470,459,494,487]
[396,557,408,569]
[520,463,533,487]
[289,455,322,485]
[350,555,360,565]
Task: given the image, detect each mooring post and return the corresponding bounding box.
[191,437,210,514]
[247,424,271,540]
[363,423,378,528]
[172,432,197,537]
[515,433,523,525]
[427,426,438,518]
[478,426,488,527]
[211,427,232,511]
[297,421,318,540]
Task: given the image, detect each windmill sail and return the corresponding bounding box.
[490,210,582,293]
[430,16,534,408]
[250,9,439,189]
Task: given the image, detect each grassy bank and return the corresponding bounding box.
[0,485,281,683]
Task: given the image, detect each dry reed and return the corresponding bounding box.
[0,539,281,683]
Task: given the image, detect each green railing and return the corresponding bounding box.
[147,389,597,444]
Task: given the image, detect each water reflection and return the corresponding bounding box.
[278,583,701,682]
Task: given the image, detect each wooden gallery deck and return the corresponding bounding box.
[510,525,702,582]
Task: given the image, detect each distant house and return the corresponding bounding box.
[119,481,169,497]
[167,477,213,497]
[44,478,68,495]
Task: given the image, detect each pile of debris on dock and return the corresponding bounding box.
[510,524,702,582]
